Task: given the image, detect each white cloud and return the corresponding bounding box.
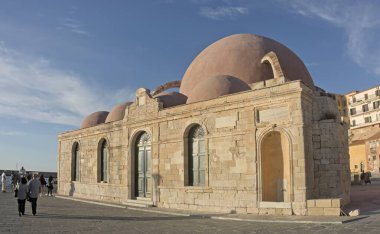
[200,6,248,20]
[60,17,89,36]
[0,44,133,126]
[286,0,380,76]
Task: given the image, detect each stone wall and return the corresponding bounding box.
[58,80,350,216]
[58,122,129,203]
[307,198,341,216]
[311,92,351,205]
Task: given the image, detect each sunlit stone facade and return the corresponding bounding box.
[58,34,350,216]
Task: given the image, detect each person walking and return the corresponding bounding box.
[10,173,14,190]
[39,174,47,197]
[1,171,6,192]
[27,174,41,216]
[26,173,32,182]
[360,171,365,185]
[47,176,54,197]
[364,171,372,185]
[16,177,28,216]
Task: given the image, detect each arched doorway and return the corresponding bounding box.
[135,132,151,198]
[261,131,290,202]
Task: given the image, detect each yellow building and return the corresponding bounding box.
[332,93,349,125]
[349,124,380,172]
[349,140,366,173]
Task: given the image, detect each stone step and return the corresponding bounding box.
[124,199,154,208]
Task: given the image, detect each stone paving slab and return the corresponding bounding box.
[1,189,380,233]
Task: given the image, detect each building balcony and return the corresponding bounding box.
[349,106,380,117]
[351,120,380,129]
[349,94,380,107]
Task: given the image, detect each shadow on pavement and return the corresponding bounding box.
[343,179,380,215]
[28,213,205,222]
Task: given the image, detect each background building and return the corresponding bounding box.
[343,86,380,173]
[347,86,380,129]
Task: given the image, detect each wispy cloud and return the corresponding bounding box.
[59,17,89,36]
[305,62,319,68]
[199,6,248,20]
[0,43,133,126]
[285,0,380,76]
[191,0,249,20]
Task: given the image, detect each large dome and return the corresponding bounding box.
[187,75,250,104]
[153,92,188,108]
[80,111,109,129]
[105,102,133,123]
[180,34,314,97]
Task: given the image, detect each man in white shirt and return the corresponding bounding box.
[27,174,41,216]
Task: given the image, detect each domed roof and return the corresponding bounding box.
[80,111,109,129]
[180,34,314,97]
[186,75,251,104]
[105,102,133,123]
[154,92,188,108]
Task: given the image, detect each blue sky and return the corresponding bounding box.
[1,0,380,172]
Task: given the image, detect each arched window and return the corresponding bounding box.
[188,125,205,186]
[72,142,80,181]
[100,140,108,182]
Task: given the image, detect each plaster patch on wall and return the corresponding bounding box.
[215,114,237,128]
[257,106,289,123]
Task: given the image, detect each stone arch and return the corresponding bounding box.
[129,130,152,199]
[151,80,181,96]
[257,127,293,203]
[261,51,285,79]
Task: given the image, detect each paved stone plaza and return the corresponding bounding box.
[1,183,380,234]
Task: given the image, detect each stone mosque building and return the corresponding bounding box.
[58,34,350,216]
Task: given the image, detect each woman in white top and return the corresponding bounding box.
[17,177,28,216]
[1,171,6,192]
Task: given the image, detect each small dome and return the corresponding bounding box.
[80,111,109,129]
[180,34,314,97]
[105,102,133,123]
[154,92,188,108]
[186,75,250,104]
